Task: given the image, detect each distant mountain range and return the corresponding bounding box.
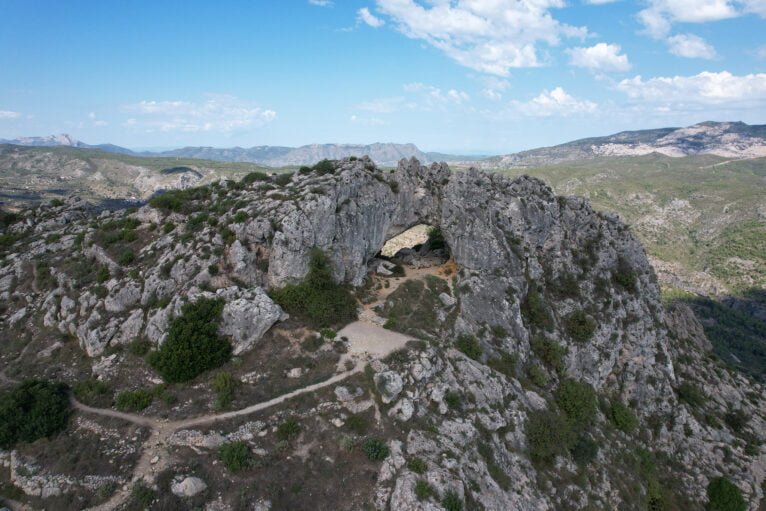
[478,121,766,168]
[3,121,764,168]
[0,136,482,167]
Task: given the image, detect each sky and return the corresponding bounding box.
[0,0,764,154]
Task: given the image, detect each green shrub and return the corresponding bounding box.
[148,186,211,214]
[219,441,251,472]
[212,371,236,409]
[118,250,136,266]
[127,339,152,357]
[96,266,110,284]
[0,380,71,449]
[148,297,231,383]
[706,477,746,511]
[488,353,518,378]
[242,171,269,184]
[442,490,463,511]
[614,258,638,292]
[115,388,154,412]
[221,227,236,245]
[455,335,482,360]
[276,417,301,442]
[270,249,358,329]
[570,435,599,465]
[521,288,553,331]
[275,173,293,186]
[525,408,575,464]
[313,159,335,175]
[723,409,748,434]
[73,379,111,407]
[531,336,567,373]
[554,378,597,431]
[415,479,433,500]
[302,334,324,352]
[408,457,427,474]
[187,212,209,232]
[677,382,706,408]
[444,390,462,410]
[299,166,312,175]
[232,210,248,223]
[345,414,370,435]
[526,365,549,387]
[609,400,638,433]
[564,310,597,342]
[163,222,175,234]
[127,482,156,509]
[208,263,219,276]
[363,437,390,461]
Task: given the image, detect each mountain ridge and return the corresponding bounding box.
[479,121,766,168]
[0,136,481,166]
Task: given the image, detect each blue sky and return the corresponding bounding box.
[0,0,764,154]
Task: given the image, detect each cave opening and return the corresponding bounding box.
[373,224,452,276]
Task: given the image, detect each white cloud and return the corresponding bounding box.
[123,94,276,133]
[741,0,766,15]
[617,71,766,104]
[374,0,587,76]
[358,7,384,27]
[480,77,511,101]
[667,33,717,59]
[0,110,21,119]
[512,87,597,117]
[567,43,631,72]
[350,115,385,126]
[308,0,333,6]
[403,82,470,106]
[585,0,619,3]
[356,96,406,113]
[638,0,739,38]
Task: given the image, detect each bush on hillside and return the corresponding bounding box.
[148,297,231,383]
[0,380,71,449]
[270,249,358,329]
[219,441,251,472]
[564,310,597,342]
[521,287,553,331]
[554,378,597,431]
[456,335,482,360]
[706,477,746,511]
[525,408,576,464]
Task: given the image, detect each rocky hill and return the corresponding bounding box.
[495,154,766,381]
[0,144,270,208]
[480,121,766,169]
[0,136,474,167]
[0,157,763,510]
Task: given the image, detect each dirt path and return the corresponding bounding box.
[31,262,447,511]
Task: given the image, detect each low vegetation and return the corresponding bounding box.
[521,287,553,331]
[148,297,231,383]
[219,440,251,472]
[363,437,390,461]
[270,249,357,329]
[0,380,71,449]
[706,477,746,511]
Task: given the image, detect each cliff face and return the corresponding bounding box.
[0,157,763,510]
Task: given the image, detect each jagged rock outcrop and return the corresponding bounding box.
[0,156,763,510]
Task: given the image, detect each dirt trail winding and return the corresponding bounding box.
[15,262,445,511]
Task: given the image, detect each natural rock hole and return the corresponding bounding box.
[376,224,450,272]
